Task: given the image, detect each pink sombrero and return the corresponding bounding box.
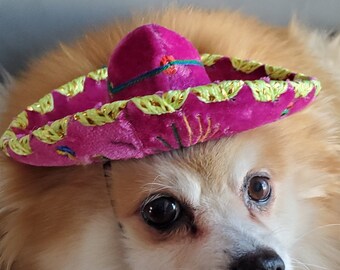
[0,24,321,166]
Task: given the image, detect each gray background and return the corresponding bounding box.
[1,0,339,76]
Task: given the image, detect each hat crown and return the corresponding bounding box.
[108,24,210,101]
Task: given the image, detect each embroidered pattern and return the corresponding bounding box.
[2,130,32,156]
[160,55,177,75]
[231,58,262,74]
[8,135,31,156]
[56,145,76,159]
[56,76,86,97]
[281,102,294,117]
[26,93,54,114]
[0,54,322,158]
[291,80,319,98]
[74,101,127,126]
[32,117,69,144]
[192,81,244,102]
[10,111,28,130]
[87,67,108,81]
[0,130,17,156]
[247,80,288,102]
[182,114,193,145]
[132,90,189,115]
[265,65,291,80]
[201,54,223,66]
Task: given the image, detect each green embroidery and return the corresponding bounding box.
[33,117,69,144]
[268,81,289,99]
[8,134,32,156]
[231,57,262,73]
[294,73,310,81]
[87,68,108,81]
[10,111,28,130]
[0,130,16,156]
[56,76,86,97]
[74,101,127,126]
[201,54,223,66]
[265,65,291,80]
[132,90,189,115]
[246,80,288,102]
[312,80,322,95]
[26,93,54,114]
[0,53,322,157]
[192,81,244,102]
[290,81,316,98]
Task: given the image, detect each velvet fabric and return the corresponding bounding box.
[0,24,320,166]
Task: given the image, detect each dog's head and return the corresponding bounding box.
[110,104,339,270]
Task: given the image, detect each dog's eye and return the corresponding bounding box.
[141,196,181,229]
[247,175,271,202]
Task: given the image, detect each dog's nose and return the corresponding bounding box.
[230,248,285,270]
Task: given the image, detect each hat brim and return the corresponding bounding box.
[0,54,320,166]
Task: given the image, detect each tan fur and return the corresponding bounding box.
[0,7,339,270]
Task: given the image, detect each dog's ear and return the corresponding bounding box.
[0,159,114,269]
[0,67,13,113]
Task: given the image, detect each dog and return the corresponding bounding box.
[0,7,339,270]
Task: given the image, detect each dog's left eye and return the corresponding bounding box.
[141,196,181,230]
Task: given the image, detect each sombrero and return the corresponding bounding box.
[0,24,321,166]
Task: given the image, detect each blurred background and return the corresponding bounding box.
[0,0,339,77]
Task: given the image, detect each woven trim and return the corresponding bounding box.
[0,54,321,157]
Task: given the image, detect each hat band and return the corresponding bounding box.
[108,59,203,94]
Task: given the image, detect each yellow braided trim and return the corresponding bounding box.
[192,81,244,102]
[8,134,32,155]
[74,101,127,126]
[75,78,320,127]
[312,80,321,95]
[265,65,291,80]
[0,78,321,154]
[0,130,32,156]
[290,80,321,98]
[87,67,108,81]
[132,90,189,115]
[0,55,322,155]
[201,54,223,66]
[27,93,54,114]
[9,111,29,130]
[0,130,16,156]
[56,76,86,97]
[246,81,288,102]
[231,57,262,74]
[32,117,69,144]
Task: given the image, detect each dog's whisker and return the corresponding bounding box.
[270,226,288,237]
[291,259,312,270]
[291,258,328,270]
[292,224,340,244]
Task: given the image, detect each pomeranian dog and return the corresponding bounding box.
[0,7,339,270]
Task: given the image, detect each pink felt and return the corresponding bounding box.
[108,24,210,101]
[2,24,319,166]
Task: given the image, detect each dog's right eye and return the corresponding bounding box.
[141,196,181,230]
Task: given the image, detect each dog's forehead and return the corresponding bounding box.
[151,136,263,196]
[112,125,286,217]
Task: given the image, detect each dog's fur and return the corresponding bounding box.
[0,7,339,270]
